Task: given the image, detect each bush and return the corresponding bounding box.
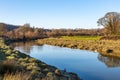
[31,69,39,75]
[47,72,54,77]
[28,58,37,62]
[55,69,61,75]
[5,50,12,55]
[6,56,15,60]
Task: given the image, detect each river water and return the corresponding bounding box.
[10,42,120,80]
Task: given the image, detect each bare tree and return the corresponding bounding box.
[97,12,120,35]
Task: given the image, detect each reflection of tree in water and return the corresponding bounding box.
[19,46,31,54]
[10,41,37,47]
[98,54,120,67]
[10,41,38,54]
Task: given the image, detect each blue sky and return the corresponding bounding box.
[0,0,120,29]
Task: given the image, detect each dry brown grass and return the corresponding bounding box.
[37,37,120,58]
[0,60,19,74]
[3,71,31,80]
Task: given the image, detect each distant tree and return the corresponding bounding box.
[0,23,7,36]
[23,23,30,28]
[97,12,120,35]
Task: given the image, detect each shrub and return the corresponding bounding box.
[6,56,15,60]
[20,61,27,67]
[31,69,39,75]
[47,72,54,77]
[28,58,37,62]
[5,50,12,55]
[26,65,33,70]
[55,69,61,75]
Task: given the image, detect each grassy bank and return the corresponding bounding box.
[37,36,120,59]
[0,38,80,80]
[61,36,101,40]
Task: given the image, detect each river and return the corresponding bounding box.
[10,41,120,80]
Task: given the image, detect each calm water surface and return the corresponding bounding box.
[10,42,120,80]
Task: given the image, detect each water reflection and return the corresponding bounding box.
[98,54,120,67]
[10,41,37,48]
[10,41,38,54]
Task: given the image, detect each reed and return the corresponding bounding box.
[3,72,31,80]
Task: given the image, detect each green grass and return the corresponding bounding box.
[61,36,101,40]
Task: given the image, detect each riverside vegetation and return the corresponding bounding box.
[0,38,80,80]
[37,36,120,59]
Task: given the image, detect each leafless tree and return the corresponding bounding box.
[97,12,120,35]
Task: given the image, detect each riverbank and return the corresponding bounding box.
[0,38,80,80]
[37,36,120,59]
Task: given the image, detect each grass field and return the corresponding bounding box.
[61,36,101,40]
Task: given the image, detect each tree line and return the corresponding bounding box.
[0,23,103,40]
